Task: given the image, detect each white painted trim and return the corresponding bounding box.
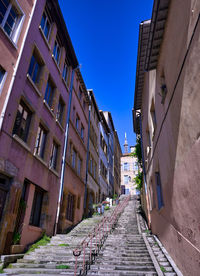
[0,0,38,131]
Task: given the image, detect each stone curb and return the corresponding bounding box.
[153,235,183,276]
[142,233,164,276]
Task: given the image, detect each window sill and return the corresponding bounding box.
[62,77,69,93]
[43,100,55,118]
[49,167,59,177]
[28,225,43,232]
[13,134,31,152]
[52,54,61,74]
[0,26,18,49]
[27,74,42,97]
[39,26,51,51]
[33,153,48,167]
[56,119,64,132]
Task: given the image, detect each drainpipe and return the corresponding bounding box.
[0,0,38,131]
[83,95,91,216]
[54,66,78,235]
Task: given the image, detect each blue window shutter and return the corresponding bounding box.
[156,172,164,210]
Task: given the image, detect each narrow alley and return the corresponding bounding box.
[2,196,181,276]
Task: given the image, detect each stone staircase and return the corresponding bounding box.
[2,197,180,276]
[87,198,157,276]
[3,211,112,276]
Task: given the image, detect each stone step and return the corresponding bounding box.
[88,268,157,275]
[4,267,74,274]
[90,264,156,272]
[87,272,157,276]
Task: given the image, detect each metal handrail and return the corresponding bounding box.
[73,195,131,276]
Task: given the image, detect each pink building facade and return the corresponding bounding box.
[58,69,89,232]
[133,1,200,275]
[0,0,79,254]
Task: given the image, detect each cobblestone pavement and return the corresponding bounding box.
[2,196,182,276]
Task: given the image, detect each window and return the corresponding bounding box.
[57,98,64,124]
[62,61,68,82]
[44,78,54,108]
[28,51,43,84]
[0,65,6,93]
[53,39,61,65]
[93,162,96,179]
[29,187,43,227]
[90,156,93,174]
[40,11,51,40]
[0,0,23,42]
[50,141,58,170]
[78,88,82,100]
[34,125,47,159]
[0,174,10,222]
[77,196,80,209]
[72,107,75,123]
[155,172,164,210]
[134,162,138,171]
[13,101,32,142]
[100,160,107,179]
[81,125,84,140]
[66,193,74,222]
[124,175,129,184]
[150,101,157,135]
[83,100,86,110]
[72,149,77,169]
[76,115,79,131]
[125,188,130,195]
[77,156,82,176]
[124,162,129,171]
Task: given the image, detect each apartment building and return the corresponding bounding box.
[58,69,89,232]
[113,130,122,196]
[133,1,200,275]
[103,112,115,197]
[121,136,138,195]
[99,111,109,201]
[84,89,101,214]
[0,0,78,254]
[0,0,36,122]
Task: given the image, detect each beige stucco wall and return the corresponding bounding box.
[121,154,138,196]
[140,1,200,275]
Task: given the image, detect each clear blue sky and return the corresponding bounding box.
[58,0,153,152]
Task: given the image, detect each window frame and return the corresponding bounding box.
[28,50,43,85]
[81,124,84,140]
[29,186,43,227]
[44,77,55,108]
[40,10,51,41]
[62,60,68,83]
[77,155,82,177]
[57,97,65,125]
[124,175,129,184]
[0,65,6,95]
[75,115,80,131]
[0,0,24,44]
[53,38,61,65]
[72,148,77,169]
[155,171,164,210]
[50,141,59,170]
[66,192,75,222]
[12,101,32,143]
[34,124,47,159]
